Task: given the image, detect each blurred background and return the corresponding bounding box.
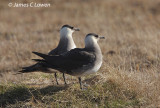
[0,0,160,106]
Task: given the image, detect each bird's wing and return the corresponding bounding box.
[60,49,96,70]
[33,49,96,71]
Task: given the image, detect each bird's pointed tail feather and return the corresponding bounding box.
[32,51,48,59]
[32,59,46,62]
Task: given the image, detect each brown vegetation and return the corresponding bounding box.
[0,0,160,107]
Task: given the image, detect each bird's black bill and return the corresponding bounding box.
[99,36,105,39]
[73,27,80,31]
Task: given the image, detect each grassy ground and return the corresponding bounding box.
[0,0,160,107]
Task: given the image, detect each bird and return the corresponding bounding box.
[32,33,105,89]
[18,24,80,85]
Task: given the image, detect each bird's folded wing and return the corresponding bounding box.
[59,49,96,70]
[33,49,96,71]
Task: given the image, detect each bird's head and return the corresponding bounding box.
[85,33,105,46]
[60,25,80,38]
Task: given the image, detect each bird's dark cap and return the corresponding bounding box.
[61,24,74,29]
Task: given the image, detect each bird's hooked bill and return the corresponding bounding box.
[73,27,80,31]
[99,36,105,39]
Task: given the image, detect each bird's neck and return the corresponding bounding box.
[59,34,76,50]
[85,41,102,54]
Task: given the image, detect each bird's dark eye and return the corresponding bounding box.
[95,35,98,38]
[70,27,74,29]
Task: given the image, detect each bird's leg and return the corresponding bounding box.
[78,77,83,89]
[54,73,59,85]
[63,73,67,85]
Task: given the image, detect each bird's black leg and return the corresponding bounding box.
[78,77,83,89]
[54,73,59,85]
[63,73,67,85]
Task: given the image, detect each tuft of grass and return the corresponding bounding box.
[0,84,30,106]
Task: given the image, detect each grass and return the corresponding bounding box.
[0,0,160,107]
[0,78,141,107]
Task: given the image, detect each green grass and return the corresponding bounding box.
[0,79,141,108]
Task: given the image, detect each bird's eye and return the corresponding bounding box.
[95,35,98,38]
[70,27,74,29]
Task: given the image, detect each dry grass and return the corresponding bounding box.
[0,0,160,107]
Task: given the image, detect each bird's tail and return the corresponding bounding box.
[17,61,51,74]
[17,63,43,74]
[32,51,59,71]
[32,51,56,65]
[16,52,55,75]
[32,52,49,59]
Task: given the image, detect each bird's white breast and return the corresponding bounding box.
[83,59,102,75]
[73,54,102,77]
